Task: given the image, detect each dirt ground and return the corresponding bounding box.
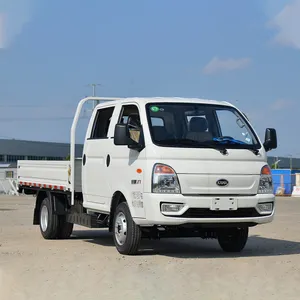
[1,195,300,300]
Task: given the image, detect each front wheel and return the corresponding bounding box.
[113,202,141,255]
[217,227,249,252]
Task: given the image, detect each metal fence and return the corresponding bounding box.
[0,179,19,196]
[273,173,300,196]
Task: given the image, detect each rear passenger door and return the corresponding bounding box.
[82,105,115,210]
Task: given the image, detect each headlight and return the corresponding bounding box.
[152,164,181,194]
[258,165,273,194]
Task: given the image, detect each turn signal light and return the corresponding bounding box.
[154,165,175,174]
[261,165,271,175]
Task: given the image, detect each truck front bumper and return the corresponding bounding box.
[133,193,275,227]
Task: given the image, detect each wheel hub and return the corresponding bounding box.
[114,212,127,245]
[40,205,49,232]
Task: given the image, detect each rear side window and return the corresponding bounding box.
[90,106,115,139]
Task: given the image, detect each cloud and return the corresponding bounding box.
[270,99,294,111]
[263,0,291,18]
[267,0,300,49]
[0,0,35,49]
[202,57,251,75]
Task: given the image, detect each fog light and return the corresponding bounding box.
[161,203,184,213]
[257,203,273,214]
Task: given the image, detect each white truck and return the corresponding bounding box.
[17,96,277,255]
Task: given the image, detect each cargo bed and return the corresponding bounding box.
[17,159,82,192]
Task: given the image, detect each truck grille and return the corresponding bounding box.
[176,208,269,218]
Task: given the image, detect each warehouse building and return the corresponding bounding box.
[0,139,83,166]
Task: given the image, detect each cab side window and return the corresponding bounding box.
[118,105,140,124]
[90,106,115,139]
[119,105,141,143]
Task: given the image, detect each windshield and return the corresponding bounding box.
[145,103,260,149]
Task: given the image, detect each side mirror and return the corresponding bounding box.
[127,113,145,152]
[113,123,145,152]
[128,126,145,152]
[114,124,128,145]
[263,128,277,152]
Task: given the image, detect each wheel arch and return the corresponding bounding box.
[33,190,69,225]
[109,191,127,231]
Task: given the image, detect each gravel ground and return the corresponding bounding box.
[1,195,300,300]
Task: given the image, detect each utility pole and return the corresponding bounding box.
[286,154,293,170]
[88,83,101,96]
[87,83,101,109]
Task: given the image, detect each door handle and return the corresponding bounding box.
[106,154,111,167]
[83,154,86,166]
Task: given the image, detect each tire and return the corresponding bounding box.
[112,202,141,255]
[39,197,60,239]
[39,197,73,239]
[217,227,249,253]
[58,216,74,239]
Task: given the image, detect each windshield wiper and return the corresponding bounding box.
[213,137,260,155]
[248,148,260,155]
[157,138,229,154]
[156,137,260,156]
[157,138,226,147]
[157,138,202,146]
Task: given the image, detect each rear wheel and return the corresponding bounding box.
[58,216,74,239]
[217,227,249,252]
[39,197,60,239]
[113,202,141,255]
[39,197,73,239]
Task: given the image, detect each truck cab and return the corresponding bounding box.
[18,97,277,255]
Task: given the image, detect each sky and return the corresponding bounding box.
[0,0,300,157]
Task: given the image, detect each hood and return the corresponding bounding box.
[148,146,267,195]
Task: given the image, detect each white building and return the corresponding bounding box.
[0,163,18,195]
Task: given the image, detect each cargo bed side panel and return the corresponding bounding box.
[17,160,82,192]
[18,160,70,189]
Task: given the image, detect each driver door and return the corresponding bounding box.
[108,104,146,218]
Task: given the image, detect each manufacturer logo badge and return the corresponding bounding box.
[216,179,229,187]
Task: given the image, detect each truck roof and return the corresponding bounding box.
[96,97,234,108]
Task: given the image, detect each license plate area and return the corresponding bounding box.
[211,197,238,211]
